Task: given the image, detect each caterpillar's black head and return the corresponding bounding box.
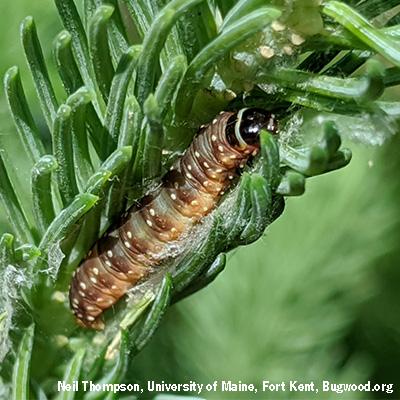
[227,108,278,148]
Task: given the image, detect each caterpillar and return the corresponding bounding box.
[69,108,278,329]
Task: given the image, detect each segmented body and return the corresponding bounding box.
[69,109,277,329]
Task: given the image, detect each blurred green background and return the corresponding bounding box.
[1,1,400,399]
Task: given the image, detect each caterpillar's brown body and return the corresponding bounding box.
[69,109,277,329]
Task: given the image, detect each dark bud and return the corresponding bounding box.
[240,108,278,145]
[226,108,278,147]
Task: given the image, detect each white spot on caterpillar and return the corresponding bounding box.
[203,206,208,212]
[203,161,210,168]
[128,271,134,275]
[93,267,99,275]
[77,313,83,319]
[80,282,87,290]
[79,291,85,297]
[111,285,117,290]
[216,168,223,173]
[191,200,199,206]
[127,231,132,239]
[211,135,217,142]
[218,145,224,152]
[186,173,193,179]
[124,241,131,249]
[187,164,192,171]
[97,297,104,302]
[213,118,218,124]
[252,150,258,156]
[105,260,112,267]
[149,208,155,216]
[195,151,200,158]
[87,316,95,321]
[170,193,177,200]
[229,175,234,180]
[203,181,209,187]
[174,182,179,189]
[72,298,79,305]
[146,219,153,227]
[107,250,113,258]
[230,155,237,159]
[86,305,95,311]
[90,277,97,284]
